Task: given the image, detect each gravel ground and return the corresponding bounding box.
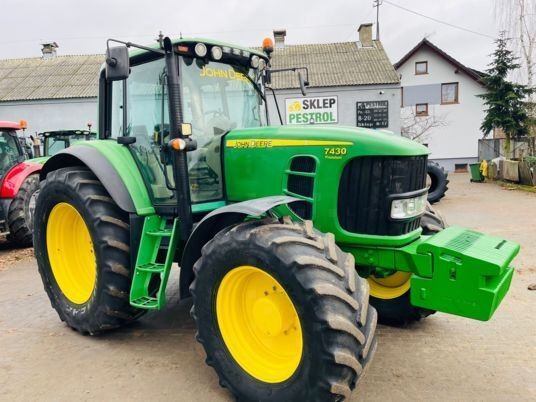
[0,173,534,401]
[0,235,33,271]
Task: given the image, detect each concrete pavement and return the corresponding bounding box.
[1,173,535,401]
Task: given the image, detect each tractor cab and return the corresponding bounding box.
[0,120,42,246]
[40,130,97,156]
[100,39,269,209]
[0,121,26,181]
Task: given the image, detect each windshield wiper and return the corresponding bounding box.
[244,73,266,102]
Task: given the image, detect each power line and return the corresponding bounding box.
[383,0,496,40]
[344,6,375,41]
[0,21,363,47]
[0,33,156,45]
[184,22,358,36]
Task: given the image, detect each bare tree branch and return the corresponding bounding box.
[400,107,449,143]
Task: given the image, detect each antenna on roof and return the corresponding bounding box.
[373,0,383,40]
[157,31,164,49]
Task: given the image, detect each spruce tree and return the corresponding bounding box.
[478,32,533,158]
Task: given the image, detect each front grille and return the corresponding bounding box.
[338,156,427,235]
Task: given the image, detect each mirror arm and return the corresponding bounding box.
[266,86,283,125]
[266,66,310,118]
[269,66,309,81]
[106,38,165,56]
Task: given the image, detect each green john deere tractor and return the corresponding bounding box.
[34,36,520,401]
[39,129,97,156]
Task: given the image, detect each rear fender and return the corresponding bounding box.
[40,144,154,215]
[179,196,299,298]
[0,162,42,198]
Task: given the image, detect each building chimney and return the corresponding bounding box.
[273,29,287,49]
[358,24,373,47]
[41,42,59,59]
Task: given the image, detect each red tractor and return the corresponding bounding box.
[0,121,43,246]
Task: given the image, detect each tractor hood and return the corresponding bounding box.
[223,125,429,246]
[224,125,429,157]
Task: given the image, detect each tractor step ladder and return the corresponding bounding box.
[130,215,179,310]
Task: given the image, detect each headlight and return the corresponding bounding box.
[250,55,260,68]
[258,58,266,70]
[194,43,207,57]
[390,193,427,220]
[211,46,223,60]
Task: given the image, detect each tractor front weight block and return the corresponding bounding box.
[411,226,519,321]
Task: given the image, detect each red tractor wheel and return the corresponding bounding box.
[7,173,39,247]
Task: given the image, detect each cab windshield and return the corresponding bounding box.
[0,130,22,179]
[180,57,266,202]
[181,57,266,141]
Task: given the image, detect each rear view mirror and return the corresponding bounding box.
[298,71,308,96]
[105,46,130,81]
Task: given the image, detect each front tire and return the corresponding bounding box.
[368,203,446,326]
[7,173,39,247]
[34,167,145,334]
[191,218,377,401]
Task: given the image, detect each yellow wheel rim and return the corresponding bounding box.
[368,271,412,300]
[46,202,96,304]
[216,266,303,383]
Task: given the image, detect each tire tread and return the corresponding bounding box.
[34,166,146,334]
[190,217,377,401]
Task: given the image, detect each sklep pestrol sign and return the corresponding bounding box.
[285,96,338,125]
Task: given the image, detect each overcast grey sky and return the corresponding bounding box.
[0,0,500,71]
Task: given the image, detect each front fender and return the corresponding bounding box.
[0,162,42,198]
[179,195,298,298]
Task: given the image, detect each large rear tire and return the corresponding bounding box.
[368,203,446,326]
[34,167,145,334]
[7,173,39,247]
[191,218,377,401]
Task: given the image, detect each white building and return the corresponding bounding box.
[0,43,100,136]
[394,39,486,172]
